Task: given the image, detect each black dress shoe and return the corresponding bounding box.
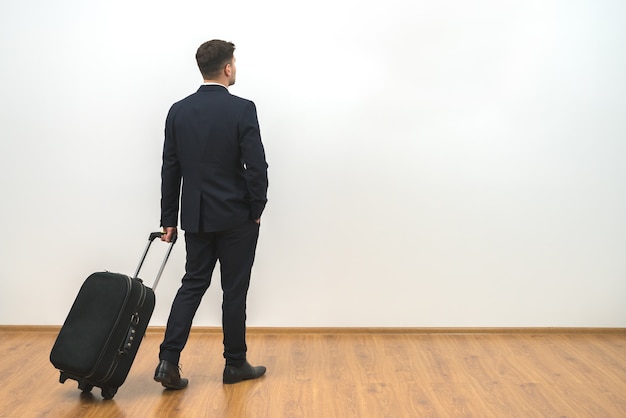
[223,361,266,384]
[154,360,188,389]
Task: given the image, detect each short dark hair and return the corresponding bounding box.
[196,40,236,80]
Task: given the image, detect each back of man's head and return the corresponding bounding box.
[196,40,236,80]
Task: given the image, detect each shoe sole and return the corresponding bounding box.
[223,372,266,384]
[223,376,244,384]
[154,374,187,390]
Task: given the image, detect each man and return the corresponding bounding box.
[154,40,268,388]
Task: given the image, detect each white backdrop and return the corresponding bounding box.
[1,0,625,327]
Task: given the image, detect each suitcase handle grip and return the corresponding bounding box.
[148,231,177,244]
[134,231,177,291]
[149,231,162,241]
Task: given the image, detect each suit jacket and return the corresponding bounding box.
[160,85,268,232]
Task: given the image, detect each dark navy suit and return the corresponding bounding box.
[159,84,268,366]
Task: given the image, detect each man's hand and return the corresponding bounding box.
[255,218,261,225]
[162,226,177,242]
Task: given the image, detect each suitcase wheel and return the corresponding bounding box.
[59,372,69,384]
[78,380,94,393]
[101,387,117,400]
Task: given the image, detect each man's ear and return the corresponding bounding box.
[224,63,232,78]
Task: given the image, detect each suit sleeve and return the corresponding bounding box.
[160,106,182,227]
[239,101,268,220]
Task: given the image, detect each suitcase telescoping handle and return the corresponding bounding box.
[133,231,177,291]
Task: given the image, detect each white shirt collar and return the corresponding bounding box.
[202,82,228,88]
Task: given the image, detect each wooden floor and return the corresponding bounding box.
[0,328,625,417]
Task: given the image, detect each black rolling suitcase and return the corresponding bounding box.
[50,232,176,399]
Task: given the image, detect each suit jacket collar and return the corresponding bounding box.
[198,84,229,93]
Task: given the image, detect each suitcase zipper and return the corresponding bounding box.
[100,277,148,383]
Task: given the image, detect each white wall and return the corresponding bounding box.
[1,0,625,327]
